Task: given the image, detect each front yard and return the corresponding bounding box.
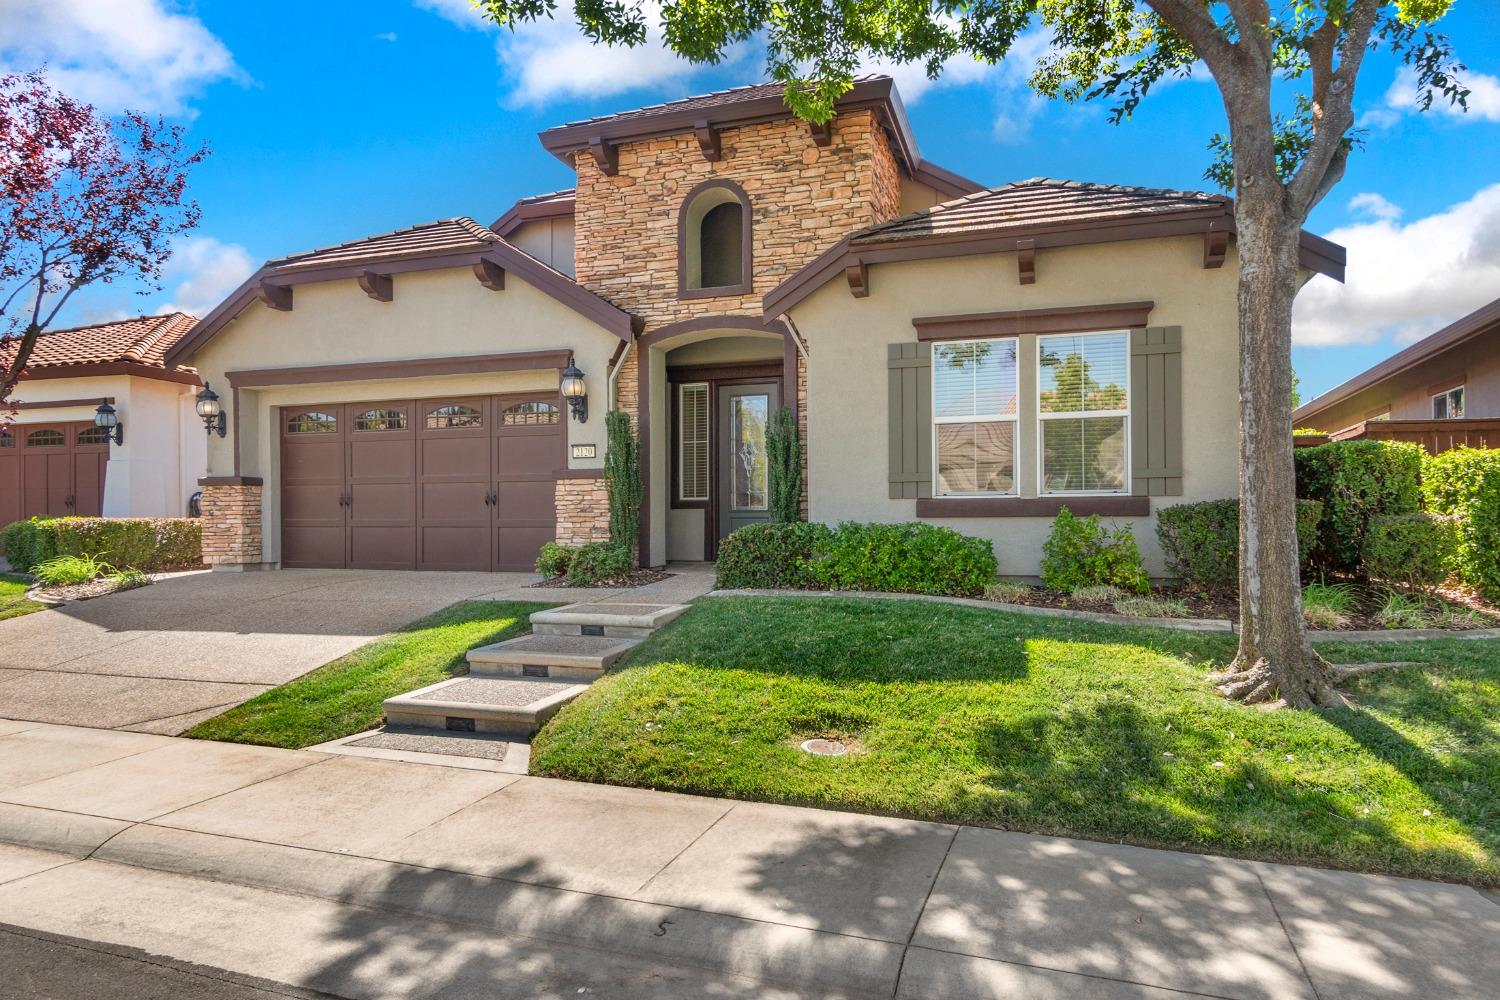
[532,595,1500,885]
[0,573,45,621]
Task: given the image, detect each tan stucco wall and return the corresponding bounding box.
[507,217,576,277]
[786,235,1245,577]
[186,266,624,565]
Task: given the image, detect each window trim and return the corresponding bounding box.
[1036,329,1132,497]
[930,337,1020,498]
[677,382,710,502]
[1431,385,1465,419]
[677,178,753,299]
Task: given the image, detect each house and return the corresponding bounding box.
[2,313,205,525]
[166,76,1344,576]
[1294,296,1500,452]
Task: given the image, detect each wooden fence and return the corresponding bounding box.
[1294,419,1500,454]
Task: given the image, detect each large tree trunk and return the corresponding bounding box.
[1217,190,1343,708]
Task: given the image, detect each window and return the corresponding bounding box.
[680,180,750,295]
[354,408,406,431]
[1038,331,1130,494]
[77,426,112,445]
[424,404,482,429]
[25,429,65,447]
[0,432,13,448]
[678,383,709,502]
[286,411,338,434]
[1433,386,1465,419]
[500,401,559,426]
[730,393,769,510]
[932,339,1018,496]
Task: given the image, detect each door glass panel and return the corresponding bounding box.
[729,393,768,511]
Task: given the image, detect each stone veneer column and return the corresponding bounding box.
[555,476,612,546]
[199,479,263,567]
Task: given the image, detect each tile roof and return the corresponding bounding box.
[850,178,1231,246]
[551,78,887,131]
[490,189,577,236]
[269,217,501,272]
[3,313,198,374]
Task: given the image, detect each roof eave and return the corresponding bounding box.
[490,193,577,237]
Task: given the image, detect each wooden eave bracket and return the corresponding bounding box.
[809,120,834,147]
[256,282,292,312]
[845,260,869,298]
[587,137,619,176]
[472,259,506,291]
[1203,228,1229,269]
[1016,239,1036,285]
[358,270,393,302]
[693,119,722,161]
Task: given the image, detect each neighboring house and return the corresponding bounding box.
[1294,296,1500,452]
[167,76,1344,576]
[1,313,206,525]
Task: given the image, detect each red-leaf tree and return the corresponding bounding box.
[0,69,208,408]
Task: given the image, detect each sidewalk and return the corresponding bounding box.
[1,719,1496,999]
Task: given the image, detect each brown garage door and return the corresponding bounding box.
[0,422,108,526]
[280,393,561,571]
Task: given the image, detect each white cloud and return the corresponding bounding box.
[1347,192,1403,222]
[1371,65,1500,127]
[374,32,399,43]
[415,0,482,29]
[157,236,256,316]
[1292,184,1500,348]
[0,0,240,116]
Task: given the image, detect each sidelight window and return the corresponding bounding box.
[1038,331,1130,495]
[678,383,709,502]
[932,339,1018,496]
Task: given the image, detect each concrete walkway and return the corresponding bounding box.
[0,566,715,734]
[1,720,1495,999]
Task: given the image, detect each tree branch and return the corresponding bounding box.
[1146,0,1241,82]
[1287,0,1381,216]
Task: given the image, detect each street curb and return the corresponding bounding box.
[0,801,128,857]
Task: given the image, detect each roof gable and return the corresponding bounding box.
[4,312,200,385]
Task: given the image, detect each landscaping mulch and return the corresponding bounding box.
[31,575,152,603]
[530,569,674,589]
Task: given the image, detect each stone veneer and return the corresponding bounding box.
[199,482,262,566]
[555,476,611,547]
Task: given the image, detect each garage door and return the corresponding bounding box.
[0,422,108,526]
[280,393,562,571]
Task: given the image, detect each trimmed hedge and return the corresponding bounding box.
[1294,439,1423,573]
[1040,507,1150,594]
[1362,511,1460,592]
[1,517,201,574]
[565,541,634,586]
[1422,447,1500,600]
[715,520,996,597]
[1155,498,1324,592]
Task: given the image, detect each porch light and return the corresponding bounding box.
[560,361,588,423]
[93,399,123,445]
[195,382,226,438]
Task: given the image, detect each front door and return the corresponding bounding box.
[716,382,778,540]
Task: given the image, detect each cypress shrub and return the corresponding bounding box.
[604,409,641,552]
[766,405,802,523]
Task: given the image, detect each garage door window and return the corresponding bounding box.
[0,432,12,448]
[77,426,111,445]
[26,429,65,447]
[500,401,559,426]
[287,411,338,433]
[354,408,407,431]
[425,404,482,429]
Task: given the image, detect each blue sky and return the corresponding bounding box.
[4,0,1497,403]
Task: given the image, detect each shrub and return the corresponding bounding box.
[1040,508,1150,595]
[766,405,802,524]
[1422,447,1500,601]
[1302,581,1355,630]
[33,553,115,587]
[535,542,576,578]
[984,579,1032,603]
[564,542,635,586]
[1,517,200,574]
[1155,499,1323,592]
[1113,595,1189,618]
[811,521,998,597]
[1362,512,1460,592]
[1375,589,1432,630]
[714,521,832,590]
[1294,439,1423,574]
[604,410,641,551]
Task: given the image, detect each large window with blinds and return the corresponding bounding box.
[932,338,1018,496]
[1038,331,1130,494]
[678,383,710,502]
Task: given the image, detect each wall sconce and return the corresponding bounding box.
[196,382,226,437]
[93,399,123,445]
[560,361,588,423]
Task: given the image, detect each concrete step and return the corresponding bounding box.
[466,633,640,681]
[532,621,656,640]
[382,676,587,738]
[528,602,691,631]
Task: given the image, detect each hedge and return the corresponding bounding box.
[1422,447,1500,600]
[1,517,202,574]
[1156,498,1324,592]
[1362,512,1460,592]
[714,521,832,590]
[1294,439,1423,573]
[565,542,634,586]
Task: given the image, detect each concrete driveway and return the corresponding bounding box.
[0,568,711,735]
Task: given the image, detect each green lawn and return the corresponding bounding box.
[187,600,554,748]
[0,573,45,622]
[531,595,1500,885]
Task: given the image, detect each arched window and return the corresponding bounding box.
[500,401,559,426]
[77,426,112,445]
[679,179,751,297]
[354,408,407,431]
[424,404,483,429]
[26,429,65,447]
[286,411,338,434]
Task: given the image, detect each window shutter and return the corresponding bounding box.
[889,342,933,499]
[1130,326,1183,496]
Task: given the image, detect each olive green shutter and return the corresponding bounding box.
[888,342,932,499]
[1130,326,1183,496]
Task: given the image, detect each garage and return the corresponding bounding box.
[0,421,109,526]
[280,392,563,571]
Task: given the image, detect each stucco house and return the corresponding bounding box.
[2,313,206,525]
[166,76,1344,576]
[1295,295,1500,452]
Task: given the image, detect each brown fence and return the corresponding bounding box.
[1295,419,1500,454]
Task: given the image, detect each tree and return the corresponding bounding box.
[0,70,208,408]
[479,0,1466,708]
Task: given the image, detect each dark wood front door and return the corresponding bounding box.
[0,422,109,524]
[716,383,778,540]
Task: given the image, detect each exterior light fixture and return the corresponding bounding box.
[93,399,123,445]
[560,361,588,423]
[195,382,226,437]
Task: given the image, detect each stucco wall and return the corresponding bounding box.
[786,235,1245,577]
[507,217,576,277]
